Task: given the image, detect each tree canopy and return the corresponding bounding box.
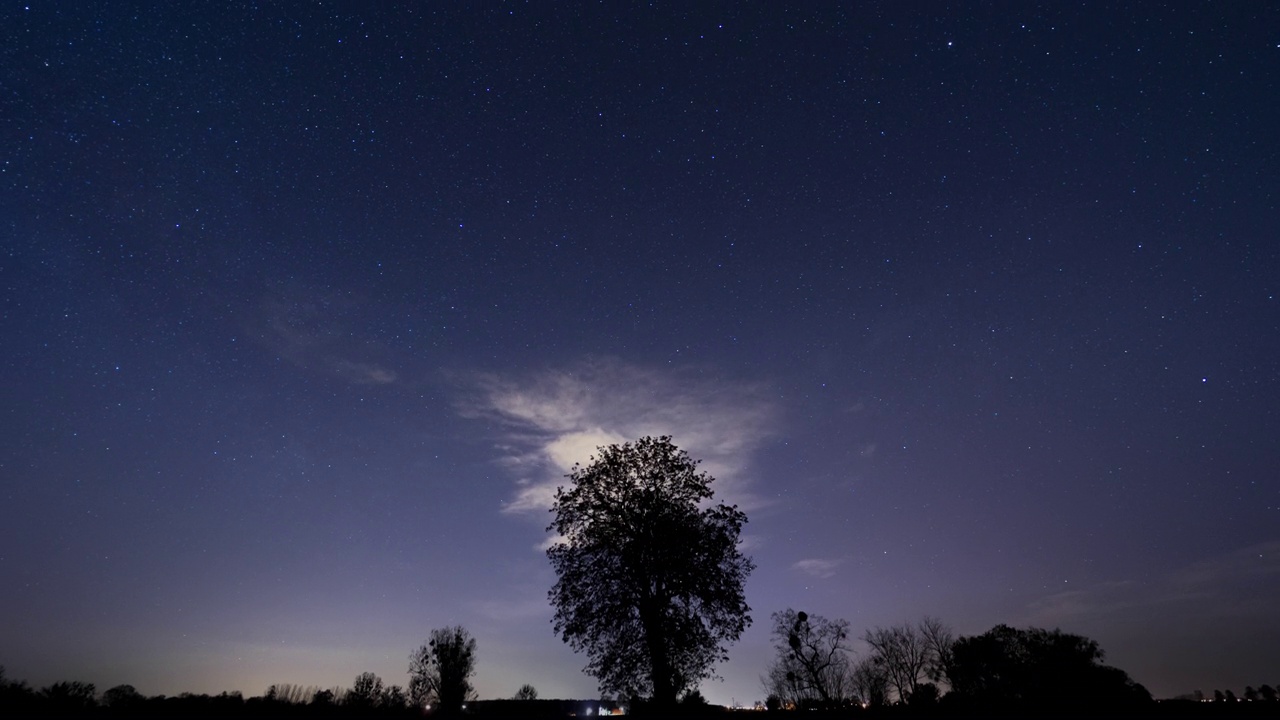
[547,436,754,707]
[409,626,478,715]
[946,625,1151,710]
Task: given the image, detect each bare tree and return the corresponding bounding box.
[849,657,890,708]
[864,617,954,703]
[265,683,322,705]
[513,684,539,701]
[761,657,808,709]
[920,616,956,685]
[764,609,852,708]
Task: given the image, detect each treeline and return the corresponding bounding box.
[0,625,483,718]
[1174,687,1280,703]
[0,669,420,719]
[0,666,632,720]
[765,610,1187,714]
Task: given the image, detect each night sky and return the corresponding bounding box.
[2,1,1278,706]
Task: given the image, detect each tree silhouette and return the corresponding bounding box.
[346,672,384,709]
[765,609,852,708]
[512,683,539,701]
[681,688,708,705]
[39,681,97,712]
[947,625,1151,710]
[547,436,754,707]
[850,657,890,708]
[0,669,36,716]
[382,684,408,709]
[101,684,144,709]
[409,625,478,714]
[863,618,953,703]
[265,683,320,705]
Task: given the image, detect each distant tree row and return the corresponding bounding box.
[0,624,482,717]
[762,611,1152,712]
[1190,686,1280,703]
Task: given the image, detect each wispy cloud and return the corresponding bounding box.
[333,360,397,385]
[792,558,842,579]
[1026,540,1280,625]
[460,357,777,517]
[475,593,553,623]
[254,289,398,386]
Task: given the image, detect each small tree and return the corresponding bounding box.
[383,684,408,709]
[409,626,478,714]
[101,684,144,709]
[512,683,539,701]
[681,688,708,705]
[765,609,852,708]
[346,672,384,709]
[547,436,754,707]
[850,657,890,708]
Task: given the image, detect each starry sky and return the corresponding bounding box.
[2,1,1278,706]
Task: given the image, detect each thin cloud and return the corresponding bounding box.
[1026,540,1280,624]
[792,558,842,579]
[333,360,397,385]
[461,358,777,518]
[475,594,553,623]
[254,289,398,386]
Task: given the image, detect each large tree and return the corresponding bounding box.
[409,626,478,715]
[946,625,1151,710]
[547,436,754,707]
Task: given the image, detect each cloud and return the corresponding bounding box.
[792,558,842,579]
[254,289,398,386]
[461,358,776,517]
[333,360,397,385]
[535,535,567,552]
[1026,540,1280,625]
[1167,540,1280,592]
[1025,581,1139,621]
[475,594,553,623]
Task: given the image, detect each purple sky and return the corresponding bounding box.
[2,1,1277,706]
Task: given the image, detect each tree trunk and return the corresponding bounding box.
[641,603,677,708]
